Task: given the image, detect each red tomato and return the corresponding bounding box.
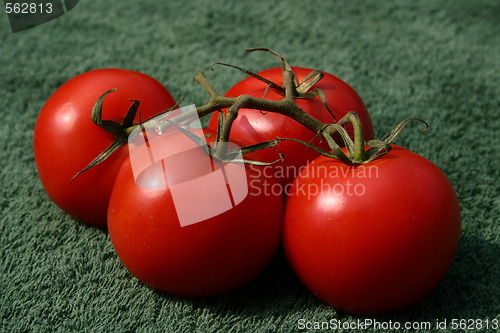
[34,69,176,227]
[207,67,374,186]
[283,145,461,315]
[108,128,283,297]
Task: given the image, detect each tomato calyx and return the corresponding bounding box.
[281,112,429,165]
[158,113,285,167]
[211,48,335,119]
[70,89,182,182]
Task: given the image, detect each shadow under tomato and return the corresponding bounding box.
[151,243,323,315]
[148,235,499,322]
[365,235,500,322]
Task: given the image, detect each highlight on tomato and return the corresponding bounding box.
[34,69,177,227]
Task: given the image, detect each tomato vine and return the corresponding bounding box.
[75,48,427,179]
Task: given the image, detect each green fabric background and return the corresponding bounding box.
[1,1,498,332]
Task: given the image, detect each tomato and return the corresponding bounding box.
[283,145,461,315]
[108,128,283,297]
[34,69,176,227]
[207,67,374,186]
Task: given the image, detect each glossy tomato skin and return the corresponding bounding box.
[283,145,461,315]
[208,67,374,186]
[108,129,283,297]
[34,69,176,227]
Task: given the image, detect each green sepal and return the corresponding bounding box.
[210,62,285,95]
[70,136,127,183]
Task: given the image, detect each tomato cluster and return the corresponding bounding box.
[34,59,461,315]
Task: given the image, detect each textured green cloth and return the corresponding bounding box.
[1,1,498,332]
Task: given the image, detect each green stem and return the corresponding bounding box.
[336,112,366,163]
